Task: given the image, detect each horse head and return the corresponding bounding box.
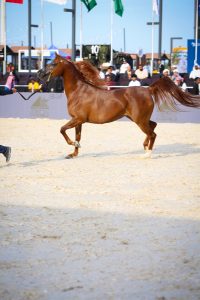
[37,53,70,83]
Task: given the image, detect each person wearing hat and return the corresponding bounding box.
[174,76,187,91]
[128,74,141,87]
[162,69,171,78]
[189,65,200,79]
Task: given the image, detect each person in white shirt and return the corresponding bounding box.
[128,74,141,87]
[119,59,131,74]
[135,65,148,80]
[189,65,200,79]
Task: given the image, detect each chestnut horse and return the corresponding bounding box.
[38,54,200,158]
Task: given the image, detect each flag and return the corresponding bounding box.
[152,0,159,15]
[5,0,23,3]
[81,0,97,12]
[43,0,68,4]
[113,0,124,17]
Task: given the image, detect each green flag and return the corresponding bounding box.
[113,0,124,17]
[81,0,97,12]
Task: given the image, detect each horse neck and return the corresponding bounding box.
[62,63,82,95]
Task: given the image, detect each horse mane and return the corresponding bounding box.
[74,60,106,88]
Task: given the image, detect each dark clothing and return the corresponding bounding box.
[0,145,8,154]
[105,73,116,82]
[0,89,13,95]
[192,83,200,95]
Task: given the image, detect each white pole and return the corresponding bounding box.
[194,0,198,64]
[40,0,44,69]
[151,0,154,76]
[1,0,7,74]
[110,0,113,65]
[80,1,83,60]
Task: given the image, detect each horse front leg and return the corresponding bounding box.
[60,119,82,159]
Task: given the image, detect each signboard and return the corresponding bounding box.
[82,44,111,65]
[187,39,200,73]
[172,47,187,73]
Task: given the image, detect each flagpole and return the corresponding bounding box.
[41,0,44,69]
[151,0,154,76]
[110,0,113,65]
[80,1,83,60]
[194,0,198,64]
[1,0,7,74]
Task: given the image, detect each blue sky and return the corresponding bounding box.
[5,0,194,54]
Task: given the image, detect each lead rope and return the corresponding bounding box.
[17,90,38,101]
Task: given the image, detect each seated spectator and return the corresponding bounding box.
[170,65,177,76]
[105,74,115,90]
[4,72,16,94]
[98,67,105,79]
[28,78,42,92]
[192,77,200,95]
[0,87,17,95]
[119,59,131,74]
[105,66,116,82]
[135,65,148,80]
[171,69,180,82]
[189,64,200,79]
[162,69,170,78]
[128,74,141,87]
[174,76,187,91]
[125,65,132,80]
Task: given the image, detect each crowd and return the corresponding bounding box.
[101,60,200,95]
[0,61,200,96]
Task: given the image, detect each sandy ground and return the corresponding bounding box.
[0,118,200,300]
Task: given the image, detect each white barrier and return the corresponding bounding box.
[0,92,199,122]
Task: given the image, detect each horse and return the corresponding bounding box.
[38,54,200,159]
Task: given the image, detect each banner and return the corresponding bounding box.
[81,0,97,12]
[152,0,159,15]
[113,0,124,17]
[5,0,23,3]
[187,39,200,73]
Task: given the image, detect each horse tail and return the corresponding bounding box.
[149,77,200,111]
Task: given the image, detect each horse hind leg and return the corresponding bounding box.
[143,120,157,151]
[139,121,157,158]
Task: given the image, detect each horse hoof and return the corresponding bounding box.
[65,155,74,159]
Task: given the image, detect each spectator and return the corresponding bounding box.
[128,74,141,87]
[125,65,132,81]
[119,59,131,74]
[174,76,187,91]
[105,74,115,90]
[192,77,200,95]
[28,78,42,92]
[98,67,105,79]
[4,72,16,94]
[189,64,200,79]
[162,69,171,78]
[105,66,116,82]
[135,65,148,80]
[0,88,17,95]
[170,65,177,76]
[157,59,165,76]
[171,69,180,82]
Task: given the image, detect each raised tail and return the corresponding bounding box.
[149,77,200,111]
